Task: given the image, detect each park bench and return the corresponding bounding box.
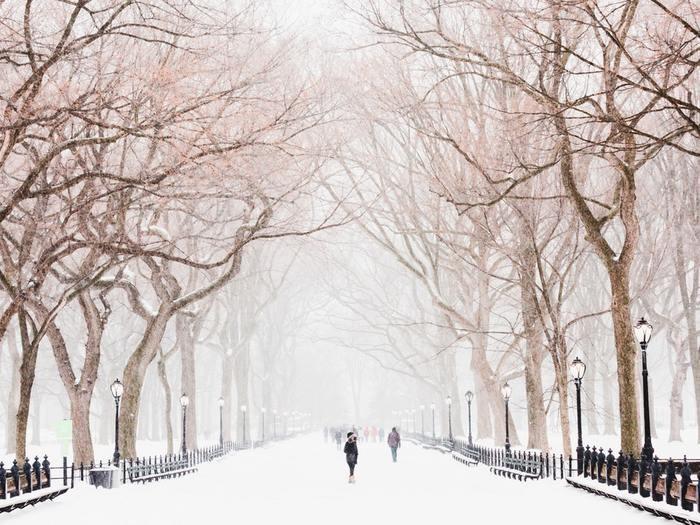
[490,453,541,481]
[127,455,198,483]
[0,458,69,514]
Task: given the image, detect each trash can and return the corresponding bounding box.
[89,466,119,489]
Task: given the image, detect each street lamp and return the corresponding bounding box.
[180,393,189,455]
[240,405,247,444]
[430,403,436,439]
[261,407,266,442]
[446,396,453,440]
[464,391,474,446]
[570,356,586,474]
[420,405,425,435]
[411,409,416,433]
[635,317,654,462]
[218,397,224,446]
[501,382,512,454]
[283,411,289,436]
[110,379,123,466]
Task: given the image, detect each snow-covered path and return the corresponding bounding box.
[8,435,658,524]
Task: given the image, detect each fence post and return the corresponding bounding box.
[42,456,50,488]
[23,458,32,494]
[560,454,564,479]
[680,457,692,512]
[80,462,84,481]
[616,451,626,491]
[568,455,572,477]
[32,457,41,490]
[0,462,6,499]
[651,457,663,502]
[640,457,650,497]
[627,455,638,494]
[62,457,68,487]
[123,459,127,484]
[606,449,615,486]
[665,458,677,506]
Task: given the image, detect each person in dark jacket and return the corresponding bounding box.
[387,427,401,462]
[344,432,359,483]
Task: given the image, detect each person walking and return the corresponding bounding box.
[335,429,342,451]
[387,427,401,463]
[344,432,359,483]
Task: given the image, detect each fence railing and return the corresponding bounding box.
[567,445,700,520]
[0,455,71,514]
[408,433,574,481]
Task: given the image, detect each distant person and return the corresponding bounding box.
[363,427,369,442]
[387,427,401,463]
[344,432,359,483]
[371,426,378,442]
[335,429,342,450]
[379,427,385,443]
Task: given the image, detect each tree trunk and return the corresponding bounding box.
[15,308,38,460]
[157,350,174,454]
[586,351,600,435]
[668,339,688,441]
[609,267,641,453]
[177,314,198,449]
[119,309,172,459]
[5,327,20,452]
[234,343,250,442]
[222,353,234,441]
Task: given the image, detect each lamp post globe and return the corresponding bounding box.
[180,393,189,455]
[569,357,586,474]
[110,379,123,466]
[501,382,511,453]
[635,317,655,462]
[464,390,474,446]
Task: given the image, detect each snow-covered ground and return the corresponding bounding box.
[6,434,660,524]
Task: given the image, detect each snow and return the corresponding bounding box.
[5,434,661,524]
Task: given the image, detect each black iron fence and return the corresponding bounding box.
[0,455,71,513]
[567,445,700,522]
[408,433,574,481]
[0,431,302,514]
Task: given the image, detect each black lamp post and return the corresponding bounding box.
[446,396,453,440]
[218,397,224,446]
[180,393,189,455]
[261,407,266,442]
[501,382,512,454]
[635,317,654,462]
[110,379,123,466]
[570,357,586,475]
[430,403,436,439]
[464,391,474,446]
[420,405,425,435]
[240,405,247,445]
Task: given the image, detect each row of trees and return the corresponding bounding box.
[331,0,698,454]
[0,0,343,463]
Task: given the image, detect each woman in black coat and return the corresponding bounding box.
[343,432,359,483]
